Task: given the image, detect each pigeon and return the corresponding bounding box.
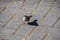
[27,19,39,26]
[23,15,32,22]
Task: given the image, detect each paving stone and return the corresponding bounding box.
[28,27,47,40]
[0,7,5,13]
[42,7,60,26]
[0,7,16,26]
[7,2,23,8]
[0,2,23,20]
[0,2,23,27]
[44,32,60,40]
[21,8,33,15]
[30,26,60,40]
[35,26,60,34]
[34,2,52,20]
[7,35,25,40]
[0,0,10,7]
[41,0,56,3]
[23,0,41,13]
[54,20,60,29]
[0,33,25,40]
[5,11,23,28]
[0,0,11,2]
[0,28,15,35]
[11,0,25,3]
[0,7,15,20]
[25,0,41,7]
[16,25,35,36]
[56,0,60,8]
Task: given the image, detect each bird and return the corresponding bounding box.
[23,15,32,22]
[27,19,39,26]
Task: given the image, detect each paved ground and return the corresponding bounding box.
[0,0,60,40]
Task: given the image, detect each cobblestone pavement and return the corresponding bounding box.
[0,0,60,40]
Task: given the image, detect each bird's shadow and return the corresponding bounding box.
[27,19,39,26]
